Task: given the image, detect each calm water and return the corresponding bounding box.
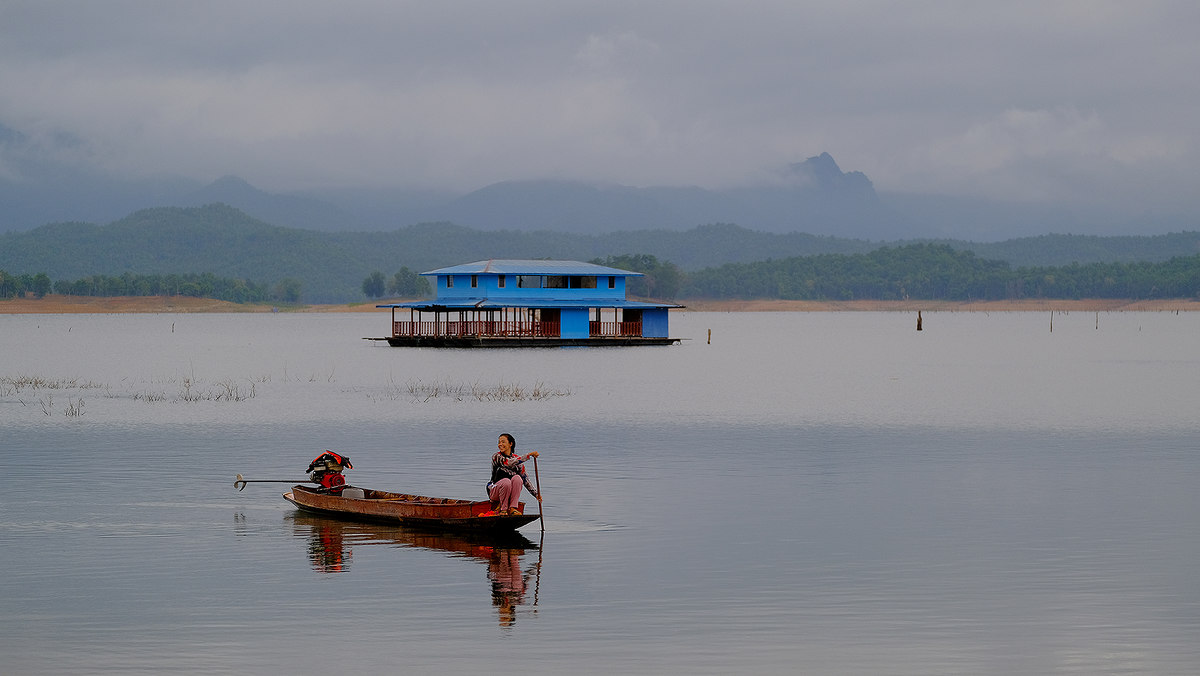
[2,310,1198,675]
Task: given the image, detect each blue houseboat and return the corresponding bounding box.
[371,259,682,347]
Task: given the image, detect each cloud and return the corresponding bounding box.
[574,31,660,73]
[896,107,1192,207]
[1,0,1198,211]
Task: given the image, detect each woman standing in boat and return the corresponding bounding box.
[489,433,540,515]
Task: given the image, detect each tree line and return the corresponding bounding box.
[0,269,302,303]
[6,244,1200,305]
[360,267,432,299]
[674,244,1200,301]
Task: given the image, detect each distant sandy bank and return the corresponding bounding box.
[1,294,1197,314]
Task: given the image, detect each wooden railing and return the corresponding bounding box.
[589,321,643,337]
[391,319,645,339]
[393,320,560,338]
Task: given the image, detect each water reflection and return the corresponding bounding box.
[488,545,538,627]
[287,513,541,626]
[297,514,353,572]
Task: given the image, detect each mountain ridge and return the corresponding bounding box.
[4,146,1192,239]
[3,203,1198,303]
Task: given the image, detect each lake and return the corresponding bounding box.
[2,310,1198,675]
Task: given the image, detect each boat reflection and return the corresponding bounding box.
[287,513,541,626]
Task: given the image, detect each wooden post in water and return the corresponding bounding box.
[1050,311,1054,333]
[916,311,922,331]
[708,328,711,344]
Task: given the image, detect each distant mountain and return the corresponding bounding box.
[301,154,1196,240]
[300,185,459,230]
[176,175,358,231]
[786,152,874,193]
[427,153,907,239]
[2,128,1195,240]
[432,180,686,232]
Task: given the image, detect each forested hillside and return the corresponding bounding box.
[682,244,1200,301]
[1,204,1197,303]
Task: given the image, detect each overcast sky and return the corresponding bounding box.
[1,1,1197,211]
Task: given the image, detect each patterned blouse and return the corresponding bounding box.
[490,451,538,496]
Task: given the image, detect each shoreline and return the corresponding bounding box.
[1,294,1197,314]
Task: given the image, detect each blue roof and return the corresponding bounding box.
[422,259,643,277]
[378,298,681,310]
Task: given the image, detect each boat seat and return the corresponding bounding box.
[341,488,366,499]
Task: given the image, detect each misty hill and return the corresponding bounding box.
[419,153,904,238]
[2,204,1198,303]
[131,153,905,236]
[1,206,364,302]
[175,175,357,232]
[6,139,1193,240]
[208,169,1200,240]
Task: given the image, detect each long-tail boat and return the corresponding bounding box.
[283,484,540,533]
[236,451,542,533]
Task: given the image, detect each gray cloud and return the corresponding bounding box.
[1,0,1197,211]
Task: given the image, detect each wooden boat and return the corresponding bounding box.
[283,484,541,533]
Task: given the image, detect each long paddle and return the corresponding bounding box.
[532,456,544,533]
[234,473,311,491]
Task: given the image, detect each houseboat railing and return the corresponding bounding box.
[392,320,561,338]
[590,321,643,337]
[391,319,645,338]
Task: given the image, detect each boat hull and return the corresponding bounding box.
[284,485,540,532]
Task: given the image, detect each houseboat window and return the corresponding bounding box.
[516,275,541,288]
[445,276,453,288]
[569,276,597,289]
[608,276,616,289]
[498,275,506,288]
[544,275,568,289]
[471,274,478,288]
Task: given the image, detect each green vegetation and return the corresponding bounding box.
[590,254,683,299]
[1,204,1198,303]
[56,272,274,303]
[0,269,292,303]
[682,244,1200,301]
[387,267,431,297]
[0,271,51,298]
[362,267,430,299]
[361,271,386,298]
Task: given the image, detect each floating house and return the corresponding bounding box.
[371,259,682,347]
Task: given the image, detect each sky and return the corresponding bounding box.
[1,1,1198,212]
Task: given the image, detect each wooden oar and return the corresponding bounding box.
[234,473,311,491]
[532,456,544,533]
